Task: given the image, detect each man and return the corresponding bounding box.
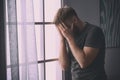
[54,6,107,80]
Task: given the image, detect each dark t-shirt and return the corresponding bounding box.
[68,22,107,80]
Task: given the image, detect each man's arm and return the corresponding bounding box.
[58,39,70,71]
[56,25,70,71]
[67,38,99,69]
[58,23,99,69]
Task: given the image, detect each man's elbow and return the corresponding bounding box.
[61,64,69,71]
[79,62,89,69]
[80,64,87,69]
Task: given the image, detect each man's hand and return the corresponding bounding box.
[58,22,74,41]
[55,23,71,71]
[56,24,65,41]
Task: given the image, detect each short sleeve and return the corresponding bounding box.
[85,27,105,48]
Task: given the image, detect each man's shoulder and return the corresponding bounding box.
[86,22,103,32]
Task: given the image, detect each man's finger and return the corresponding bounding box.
[71,23,74,30]
[61,22,68,29]
[59,24,66,31]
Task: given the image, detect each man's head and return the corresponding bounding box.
[53,6,79,28]
[54,6,84,36]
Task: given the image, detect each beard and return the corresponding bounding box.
[72,25,81,37]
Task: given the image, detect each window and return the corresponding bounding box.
[6,0,63,80]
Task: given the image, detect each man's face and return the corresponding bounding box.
[63,18,80,36]
[63,19,74,30]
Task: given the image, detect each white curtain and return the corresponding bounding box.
[6,0,39,80]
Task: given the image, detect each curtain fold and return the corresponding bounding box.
[100,0,120,47]
[7,0,19,80]
[7,0,39,80]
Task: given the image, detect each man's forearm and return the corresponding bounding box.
[67,37,99,69]
[67,38,87,68]
[59,40,70,71]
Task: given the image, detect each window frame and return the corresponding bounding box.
[5,0,64,80]
[34,0,63,80]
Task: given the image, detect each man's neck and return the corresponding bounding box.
[78,20,86,32]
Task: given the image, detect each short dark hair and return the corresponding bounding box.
[53,6,78,25]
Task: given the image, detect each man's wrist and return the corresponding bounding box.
[60,38,64,41]
[67,37,75,46]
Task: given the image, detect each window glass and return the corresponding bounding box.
[46,61,62,80]
[45,0,61,22]
[33,0,43,22]
[38,63,44,80]
[45,25,60,59]
[16,0,22,22]
[6,25,10,66]
[7,68,11,80]
[35,25,44,61]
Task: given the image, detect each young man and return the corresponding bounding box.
[54,6,107,80]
